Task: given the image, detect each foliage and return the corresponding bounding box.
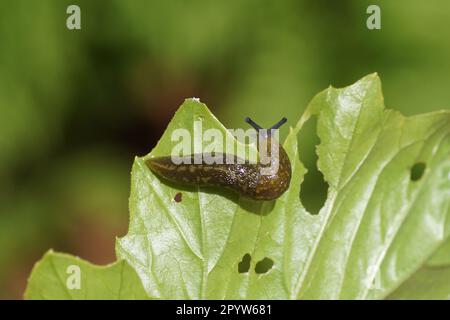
[26,75,450,299]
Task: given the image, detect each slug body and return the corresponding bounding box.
[146,118,291,201]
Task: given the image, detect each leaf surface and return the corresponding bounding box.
[117,74,450,299]
[25,251,149,300]
[27,74,450,299]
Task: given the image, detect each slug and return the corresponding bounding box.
[145,117,291,200]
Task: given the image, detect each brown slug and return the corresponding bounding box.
[145,117,291,200]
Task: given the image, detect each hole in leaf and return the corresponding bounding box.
[255,257,274,274]
[298,116,328,215]
[174,192,183,202]
[410,162,426,181]
[238,253,251,273]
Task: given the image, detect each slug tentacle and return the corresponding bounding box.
[146,117,291,201]
[270,117,287,129]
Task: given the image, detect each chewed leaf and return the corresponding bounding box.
[24,251,150,300]
[296,74,450,299]
[116,74,450,299]
[26,75,450,299]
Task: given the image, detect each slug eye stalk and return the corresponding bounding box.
[245,117,263,130]
[270,117,287,130]
[245,117,287,131]
[245,117,287,138]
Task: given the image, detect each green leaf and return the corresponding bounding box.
[26,74,450,299]
[116,74,450,299]
[387,264,450,300]
[24,251,149,300]
[298,75,450,299]
[387,238,450,299]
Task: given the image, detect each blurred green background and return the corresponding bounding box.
[1,0,450,299]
